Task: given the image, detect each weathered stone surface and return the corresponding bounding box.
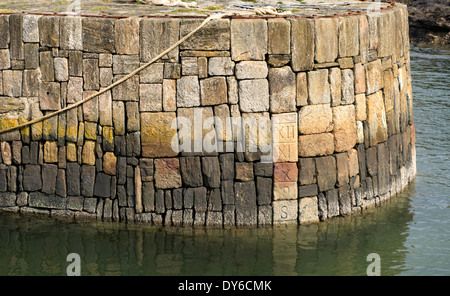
[80,165,95,197]
[29,192,65,210]
[140,19,179,62]
[268,18,290,55]
[208,57,235,76]
[82,18,115,53]
[23,164,42,191]
[291,19,314,71]
[39,16,59,47]
[193,186,207,213]
[238,79,269,112]
[112,55,139,75]
[235,61,268,80]
[333,105,356,152]
[82,140,96,166]
[3,70,22,97]
[267,54,290,67]
[115,18,139,55]
[299,158,316,186]
[339,16,359,57]
[231,19,267,61]
[365,59,382,94]
[43,141,58,163]
[316,155,337,192]
[328,68,341,106]
[341,69,355,105]
[298,133,334,157]
[355,93,367,121]
[0,192,16,207]
[308,69,330,105]
[126,132,141,157]
[112,74,139,101]
[66,77,83,104]
[83,59,99,90]
[103,152,117,176]
[141,112,178,158]
[273,162,297,201]
[0,49,10,70]
[235,162,253,181]
[315,18,338,63]
[162,79,177,111]
[164,63,181,79]
[55,169,66,197]
[0,16,9,49]
[295,72,308,106]
[180,156,203,187]
[154,158,182,189]
[9,15,23,60]
[126,101,140,132]
[24,43,39,69]
[112,101,125,136]
[298,104,333,135]
[214,104,233,143]
[256,177,272,205]
[336,152,349,187]
[269,66,296,114]
[140,63,163,84]
[354,63,365,94]
[39,82,60,110]
[22,15,40,43]
[68,51,82,77]
[177,107,215,155]
[272,112,297,162]
[60,16,82,50]
[180,19,229,51]
[273,199,298,224]
[234,181,257,226]
[367,91,388,146]
[177,76,200,107]
[200,77,227,106]
[299,197,320,224]
[94,172,111,198]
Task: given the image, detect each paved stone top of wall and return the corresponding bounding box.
[0,4,416,227]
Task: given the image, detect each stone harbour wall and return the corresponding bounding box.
[0,4,416,227]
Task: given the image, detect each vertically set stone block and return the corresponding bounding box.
[140,19,179,62]
[272,113,298,163]
[273,162,298,201]
[82,18,115,53]
[314,18,338,63]
[291,19,314,71]
[231,19,267,61]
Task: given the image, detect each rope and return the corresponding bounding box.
[0,7,287,135]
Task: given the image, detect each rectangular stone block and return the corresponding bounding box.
[68,51,83,77]
[239,79,269,112]
[339,16,359,57]
[60,16,82,50]
[308,69,330,105]
[256,177,272,206]
[154,158,182,189]
[94,172,111,198]
[273,199,298,224]
[162,79,176,111]
[180,156,203,187]
[272,113,298,162]
[209,57,235,76]
[365,59,382,94]
[82,18,115,53]
[29,192,65,210]
[39,16,59,47]
[234,181,257,226]
[367,91,388,146]
[231,19,267,61]
[141,112,178,158]
[291,19,314,71]
[3,70,22,97]
[180,19,230,51]
[273,162,298,201]
[83,59,99,90]
[315,18,338,63]
[0,16,9,49]
[112,74,138,101]
[140,19,179,62]
[9,15,23,60]
[316,156,336,192]
[269,66,296,113]
[268,18,290,55]
[115,18,139,55]
[298,133,335,158]
[200,77,227,106]
[333,105,357,152]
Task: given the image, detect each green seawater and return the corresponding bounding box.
[0,46,449,276]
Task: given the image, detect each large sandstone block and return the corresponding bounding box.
[365,59,382,95]
[298,197,320,224]
[177,76,200,107]
[22,15,40,43]
[60,16,82,50]
[231,19,267,61]
[272,112,297,163]
[298,133,334,157]
[0,16,9,49]
[316,155,336,192]
[367,91,388,146]
[82,18,115,53]
[140,19,179,62]
[291,19,314,71]
[273,162,298,201]
[333,105,356,152]
[339,16,359,57]
[115,18,139,55]
[298,104,333,135]
[141,112,178,158]
[200,77,227,106]
[234,181,257,226]
[273,199,298,224]
[235,61,268,80]
[140,83,162,112]
[308,69,330,105]
[238,79,269,112]
[39,82,60,111]
[268,18,290,55]
[39,16,59,47]
[180,19,230,51]
[154,158,182,189]
[315,18,338,63]
[269,66,296,114]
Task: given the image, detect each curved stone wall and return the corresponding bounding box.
[0,3,416,227]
